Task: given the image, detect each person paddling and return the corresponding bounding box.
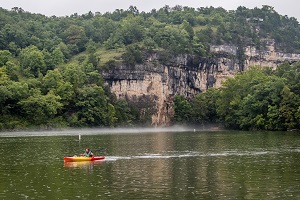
[81,148,93,157]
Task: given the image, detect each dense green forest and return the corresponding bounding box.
[1,5,300,130]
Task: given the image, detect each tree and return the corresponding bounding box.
[19,45,46,77]
[154,25,190,54]
[61,63,86,91]
[87,53,99,68]
[85,39,97,53]
[18,90,62,125]
[51,47,65,67]
[106,15,145,47]
[173,95,192,123]
[42,69,63,93]
[114,99,133,126]
[181,20,194,39]
[191,88,220,123]
[63,25,87,52]
[276,62,300,95]
[107,103,117,127]
[0,50,12,66]
[89,17,117,44]
[57,42,71,61]
[143,37,157,51]
[279,86,300,130]
[0,69,12,114]
[75,84,111,127]
[122,44,143,66]
[43,49,53,70]
[128,6,139,15]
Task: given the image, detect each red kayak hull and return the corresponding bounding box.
[64,156,105,162]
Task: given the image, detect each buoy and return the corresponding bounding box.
[194,129,196,132]
[79,134,81,140]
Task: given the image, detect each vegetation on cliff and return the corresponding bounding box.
[0,5,300,130]
[174,63,300,131]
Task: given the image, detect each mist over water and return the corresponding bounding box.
[0,125,213,137]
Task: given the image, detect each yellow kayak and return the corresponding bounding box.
[64,156,105,162]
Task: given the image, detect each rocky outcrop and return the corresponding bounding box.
[103,40,300,126]
[245,39,300,68]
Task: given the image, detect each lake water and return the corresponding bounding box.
[0,129,300,199]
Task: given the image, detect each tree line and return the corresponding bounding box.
[174,63,300,131]
[1,5,300,57]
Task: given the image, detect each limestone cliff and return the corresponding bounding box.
[103,40,300,126]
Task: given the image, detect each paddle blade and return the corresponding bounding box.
[99,147,106,151]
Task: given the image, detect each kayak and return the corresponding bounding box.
[64,156,105,162]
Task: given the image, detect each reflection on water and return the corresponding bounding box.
[64,160,104,168]
[0,131,300,199]
[64,161,105,175]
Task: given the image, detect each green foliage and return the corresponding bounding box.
[63,25,87,51]
[0,50,12,66]
[122,44,143,66]
[114,99,134,126]
[217,65,299,130]
[0,4,299,68]
[18,90,62,125]
[1,5,300,130]
[51,47,65,67]
[279,86,300,129]
[191,88,220,123]
[181,20,194,39]
[42,69,64,93]
[1,4,300,56]
[107,103,117,127]
[19,45,46,77]
[87,53,99,68]
[173,64,300,130]
[173,95,192,123]
[61,63,86,90]
[153,25,190,54]
[74,84,108,127]
[85,40,97,53]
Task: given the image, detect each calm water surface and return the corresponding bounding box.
[0,130,300,199]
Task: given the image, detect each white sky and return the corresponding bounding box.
[1,0,300,21]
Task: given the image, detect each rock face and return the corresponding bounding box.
[103,40,300,126]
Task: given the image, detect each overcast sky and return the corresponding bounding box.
[1,0,300,20]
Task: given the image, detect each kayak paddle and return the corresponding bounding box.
[98,147,106,151]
